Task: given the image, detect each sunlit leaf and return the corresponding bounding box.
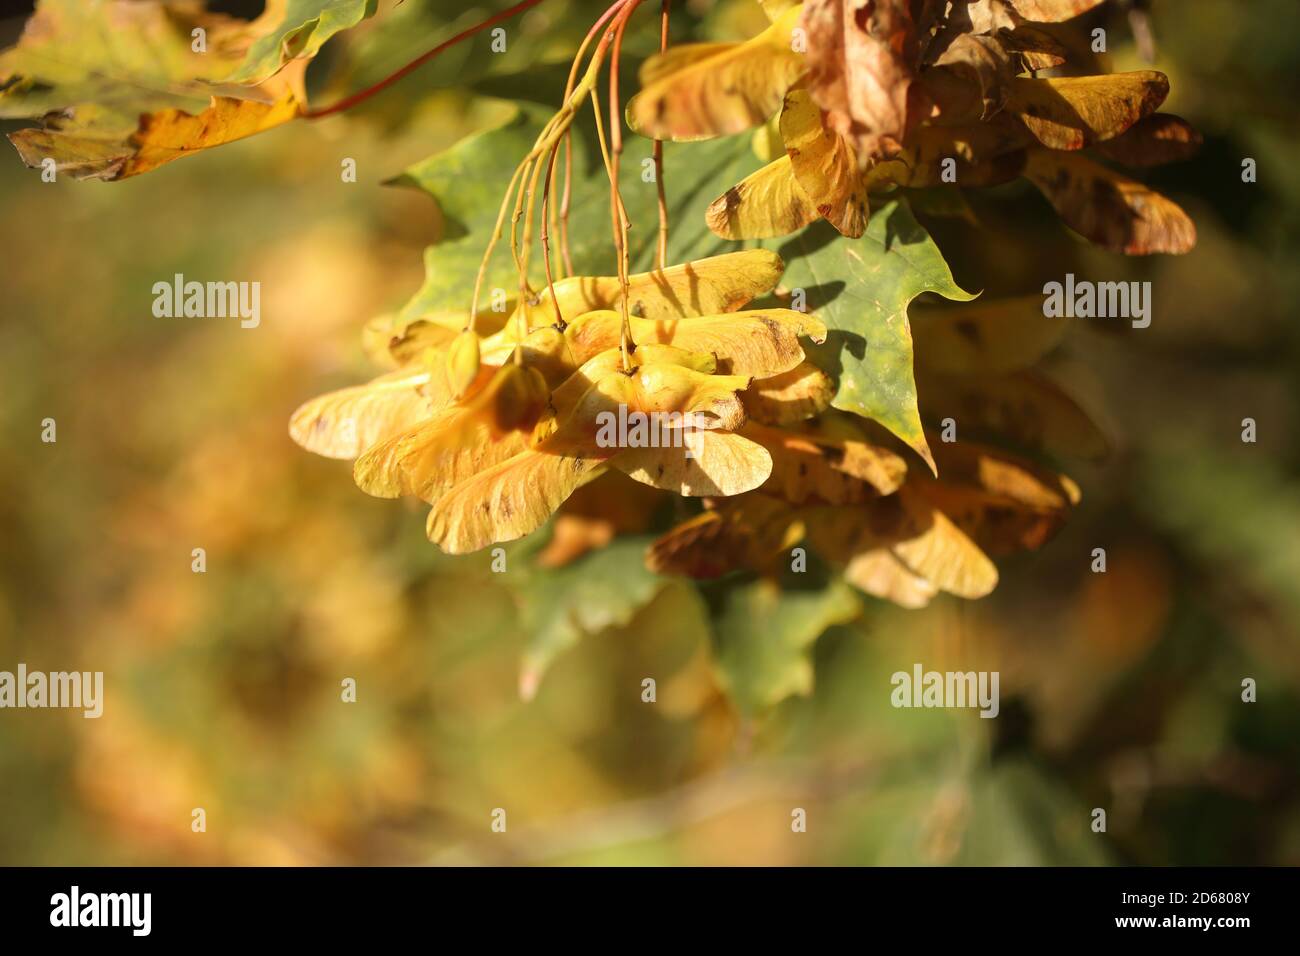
[769,198,975,473]
[230,0,378,84]
[0,0,304,180]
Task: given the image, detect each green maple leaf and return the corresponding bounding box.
[515,535,667,700]
[770,201,976,472]
[710,578,860,716]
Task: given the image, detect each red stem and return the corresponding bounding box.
[302,0,548,119]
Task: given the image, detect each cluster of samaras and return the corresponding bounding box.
[292,246,1079,609]
[292,0,1196,608]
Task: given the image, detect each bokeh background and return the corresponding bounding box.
[0,0,1296,865]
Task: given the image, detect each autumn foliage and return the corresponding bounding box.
[1,3,1199,637]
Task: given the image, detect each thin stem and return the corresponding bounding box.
[540,142,565,329]
[517,136,556,345]
[587,87,631,239]
[608,2,641,370]
[546,134,564,280]
[558,132,575,276]
[589,91,615,187]
[512,155,538,355]
[470,3,626,335]
[469,158,530,330]
[654,0,671,270]
[302,0,548,119]
[587,85,626,369]
[557,0,632,275]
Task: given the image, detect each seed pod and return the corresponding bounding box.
[445,329,481,400]
[491,365,551,435]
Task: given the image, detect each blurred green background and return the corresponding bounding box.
[0,0,1296,865]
